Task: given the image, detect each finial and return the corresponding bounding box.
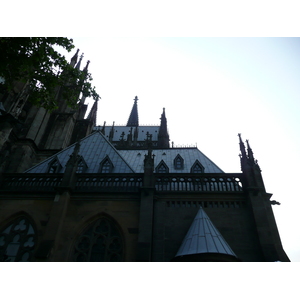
[134,96,138,102]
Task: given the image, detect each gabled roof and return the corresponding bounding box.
[25,131,135,174]
[175,207,237,258]
[119,148,224,173]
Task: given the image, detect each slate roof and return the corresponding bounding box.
[25,131,134,174]
[119,148,224,173]
[175,207,237,258]
[24,132,224,174]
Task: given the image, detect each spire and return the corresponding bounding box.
[126,96,139,127]
[158,107,170,148]
[238,133,246,158]
[101,121,106,135]
[246,139,255,163]
[86,100,98,125]
[70,49,80,67]
[83,60,90,74]
[109,121,115,141]
[173,207,240,262]
[75,53,84,70]
[238,133,248,172]
[61,142,81,188]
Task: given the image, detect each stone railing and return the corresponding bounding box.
[0,173,63,192]
[154,173,244,192]
[75,174,143,192]
[0,173,244,193]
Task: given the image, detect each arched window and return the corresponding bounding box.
[48,157,62,173]
[76,157,88,173]
[191,160,205,173]
[99,156,114,173]
[156,160,169,173]
[0,216,37,262]
[73,216,124,262]
[174,154,184,170]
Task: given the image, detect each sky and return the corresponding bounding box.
[58,37,300,262]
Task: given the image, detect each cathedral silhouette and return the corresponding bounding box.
[0,49,289,261]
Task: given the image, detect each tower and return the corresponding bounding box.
[0,50,97,173]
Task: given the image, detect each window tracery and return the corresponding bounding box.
[191,160,205,173]
[76,157,88,173]
[174,154,184,170]
[156,160,169,173]
[73,216,124,262]
[99,156,114,173]
[0,216,37,262]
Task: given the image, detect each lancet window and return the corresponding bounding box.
[174,154,184,170]
[191,160,205,173]
[156,160,169,173]
[0,216,37,262]
[76,157,88,173]
[99,156,114,173]
[48,157,62,173]
[73,216,124,262]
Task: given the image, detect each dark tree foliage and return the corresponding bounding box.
[0,37,100,111]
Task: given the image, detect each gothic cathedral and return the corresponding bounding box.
[0,50,290,262]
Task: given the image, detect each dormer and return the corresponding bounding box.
[47,157,62,173]
[174,154,184,170]
[76,156,88,173]
[99,156,114,173]
[191,160,205,173]
[155,160,169,173]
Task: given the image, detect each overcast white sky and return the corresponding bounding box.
[58,37,300,262]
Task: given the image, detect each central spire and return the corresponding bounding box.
[126,96,139,127]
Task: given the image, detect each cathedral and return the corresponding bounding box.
[0,49,290,262]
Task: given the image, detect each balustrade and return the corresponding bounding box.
[154,173,244,192]
[0,173,244,193]
[75,174,143,192]
[0,174,63,191]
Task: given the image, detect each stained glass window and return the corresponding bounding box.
[73,217,124,262]
[0,217,36,262]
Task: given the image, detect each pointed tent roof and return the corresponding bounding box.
[25,131,135,174]
[127,96,139,127]
[174,207,238,261]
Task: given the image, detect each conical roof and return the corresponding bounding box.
[175,207,237,260]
